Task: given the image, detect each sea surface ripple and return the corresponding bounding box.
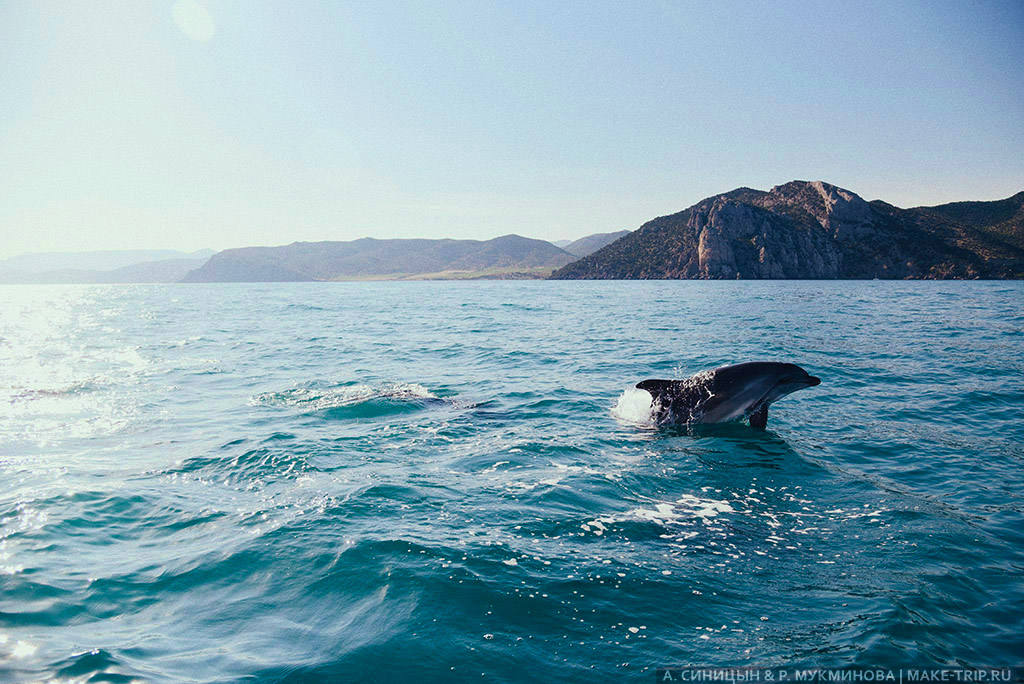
[1,281,1022,681]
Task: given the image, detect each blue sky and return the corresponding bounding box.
[1,0,1022,257]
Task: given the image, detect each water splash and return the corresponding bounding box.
[610,387,657,426]
[612,370,721,426]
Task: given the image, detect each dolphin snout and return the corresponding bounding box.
[806,375,821,386]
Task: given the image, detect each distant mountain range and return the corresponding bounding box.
[0,248,214,273]
[181,235,577,282]
[4,184,1021,283]
[0,249,214,284]
[551,182,1024,279]
[0,234,623,284]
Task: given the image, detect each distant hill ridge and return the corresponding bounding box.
[550,181,1024,279]
[0,249,214,274]
[0,249,215,284]
[561,230,631,258]
[182,234,576,282]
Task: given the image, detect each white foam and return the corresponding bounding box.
[11,640,37,658]
[675,494,735,519]
[610,388,657,426]
[583,494,736,536]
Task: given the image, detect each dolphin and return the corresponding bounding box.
[636,362,820,429]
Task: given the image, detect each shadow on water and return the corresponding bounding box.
[639,420,806,471]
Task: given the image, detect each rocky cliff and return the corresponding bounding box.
[550,182,1024,279]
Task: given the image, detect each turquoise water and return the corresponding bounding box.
[1,281,1022,682]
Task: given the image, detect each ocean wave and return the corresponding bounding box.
[8,379,102,402]
[49,648,140,682]
[252,382,439,411]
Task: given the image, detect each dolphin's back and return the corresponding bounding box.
[635,361,819,427]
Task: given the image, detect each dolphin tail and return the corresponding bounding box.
[749,405,768,429]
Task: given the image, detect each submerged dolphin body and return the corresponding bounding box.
[636,362,820,429]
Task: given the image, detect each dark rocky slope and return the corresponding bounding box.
[550,182,1024,279]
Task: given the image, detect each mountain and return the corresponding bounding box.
[95,257,213,283]
[181,235,575,282]
[561,230,631,258]
[0,249,214,275]
[550,182,1024,279]
[0,256,212,283]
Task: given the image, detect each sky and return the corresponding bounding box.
[1,0,1022,258]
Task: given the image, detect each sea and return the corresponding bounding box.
[1,281,1022,682]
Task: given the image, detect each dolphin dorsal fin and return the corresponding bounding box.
[636,379,675,398]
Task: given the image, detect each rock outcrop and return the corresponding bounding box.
[550,182,1024,279]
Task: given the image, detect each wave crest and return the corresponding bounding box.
[253,382,438,412]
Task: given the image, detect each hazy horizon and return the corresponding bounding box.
[1,0,1022,260]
